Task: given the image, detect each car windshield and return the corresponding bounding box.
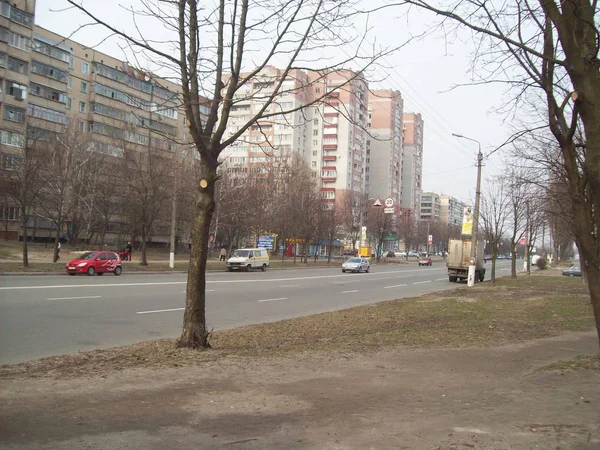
[81,252,98,260]
[232,250,249,257]
[347,258,362,263]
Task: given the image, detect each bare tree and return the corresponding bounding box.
[397,215,419,259]
[339,190,369,254]
[385,0,600,347]
[67,0,391,348]
[479,179,509,284]
[367,207,395,261]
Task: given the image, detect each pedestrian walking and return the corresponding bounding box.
[219,247,227,261]
[126,241,133,261]
[56,241,61,261]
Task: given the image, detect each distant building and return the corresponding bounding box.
[440,195,467,227]
[365,90,404,209]
[420,192,441,222]
[401,113,423,220]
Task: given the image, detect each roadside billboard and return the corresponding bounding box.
[256,233,277,250]
[461,207,473,235]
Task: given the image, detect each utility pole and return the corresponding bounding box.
[169,189,177,269]
[452,133,483,287]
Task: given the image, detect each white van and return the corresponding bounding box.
[227,248,270,272]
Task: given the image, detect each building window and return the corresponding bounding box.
[78,121,85,132]
[32,38,71,63]
[80,81,88,93]
[4,29,30,51]
[67,76,72,89]
[31,60,68,83]
[65,97,71,109]
[3,105,26,123]
[81,62,90,74]
[0,205,20,221]
[312,150,317,156]
[311,161,317,168]
[30,82,68,104]
[1,152,22,170]
[313,129,319,136]
[6,55,28,75]
[79,101,86,113]
[27,103,68,124]
[0,130,24,147]
[313,118,319,125]
[315,88,321,94]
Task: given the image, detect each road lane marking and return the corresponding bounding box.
[435,278,448,281]
[341,290,359,294]
[257,297,288,303]
[279,284,299,288]
[384,284,407,289]
[0,268,446,291]
[47,295,102,301]
[181,289,215,293]
[137,307,185,315]
[413,280,432,285]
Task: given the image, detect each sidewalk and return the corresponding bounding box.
[1,332,598,450]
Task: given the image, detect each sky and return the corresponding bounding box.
[35,0,513,204]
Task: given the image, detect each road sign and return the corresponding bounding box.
[372,198,382,207]
[384,197,394,207]
[428,234,433,245]
[384,207,394,214]
[519,237,526,245]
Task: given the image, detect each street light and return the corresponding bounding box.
[452,133,483,287]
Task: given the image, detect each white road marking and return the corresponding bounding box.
[279,284,299,288]
[0,268,444,291]
[435,278,448,281]
[47,295,102,301]
[341,290,359,294]
[257,297,288,303]
[180,289,215,293]
[384,284,407,289]
[413,280,432,285]
[136,307,185,315]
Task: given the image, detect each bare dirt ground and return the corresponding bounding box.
[1,332,598,450]
[1,275,598,449]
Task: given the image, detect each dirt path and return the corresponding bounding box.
[1,331,598,450]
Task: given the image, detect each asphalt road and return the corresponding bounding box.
[0,261,512,364]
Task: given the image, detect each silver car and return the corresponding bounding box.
[342,257,370,273]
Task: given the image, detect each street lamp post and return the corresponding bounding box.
[452,133,483,287]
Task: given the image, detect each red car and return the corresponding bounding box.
[418,257,433,266]
[65,251,123,276]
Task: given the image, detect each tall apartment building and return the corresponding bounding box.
[365,90,403,207]
[420,191,441,222]
[221,67,369,206]
[400,112,424,221]
[0,0,192,240]
[221,66,311,176]
[307,70,369,205]
[440,195,467,227]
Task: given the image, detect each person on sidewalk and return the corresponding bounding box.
[56,241,61,261]
[219,247,227,261]
[125,241,133,261]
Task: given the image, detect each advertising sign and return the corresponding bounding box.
[256,233,277,250]
[428,234,433,245]
[461,206,473,235]
[519,237,526,245]
[361,226,367,241]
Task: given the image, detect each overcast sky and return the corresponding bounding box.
[36,0,513,204]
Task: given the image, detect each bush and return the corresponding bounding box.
[536,257,548,270]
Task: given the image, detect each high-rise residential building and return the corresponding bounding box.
[365,90,403,207]
[401,112,424,222]
[307,70,369,205]
[420,191,441,222]
[0,0,195,241]
[440,195,467,227]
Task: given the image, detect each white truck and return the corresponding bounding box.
[447,239,486,283]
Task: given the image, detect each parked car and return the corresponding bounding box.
[66,251,123,276]
[562,266,582,277]
[418,257,432,266]
[227,248,270,272]
[342,257,370,273]
[408,251,419,257]
[398,251,407,257]
[385,251,396,258]
[484,254,492,262]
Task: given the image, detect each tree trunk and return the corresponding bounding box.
[510,242,517,278]
[491,245,497,285]
[179,162,217,349]
[525,245,531,275]
[140,224,148,266]
[21,212,28,267]
[586,265,600,350]
[53,219,61,263]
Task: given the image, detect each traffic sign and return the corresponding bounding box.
[384,207,394,214]
[428,234,433,245]
[372,198,382,207]
[519,237,526,245]
[384,197,394,207]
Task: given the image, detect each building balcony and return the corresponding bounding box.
[323,144,337,150]
[323,123,338,128]
[323,133,337,139]
[322,177,336,183]
[323,155,336,161]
